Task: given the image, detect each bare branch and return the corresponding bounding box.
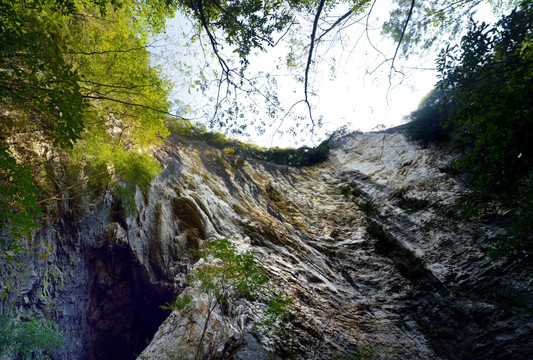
[316,8,357,43]
[273,21,297,47]
[270,99,307,147]
[384,0,415,100]
[82,94,188,120]
[304,0,326,130]
[189,0,231,77]
[36,175,93,205]
[389,0,416,77]
[365,0,387,60]
[71,41,163,55]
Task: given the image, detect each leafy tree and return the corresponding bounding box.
[0,144,43,257]
[0,0,175,245]
[0,0,88,148]
[423,0,533,256]
[0,307,64,360]
[189,237,269,359]
[438,0,533,193]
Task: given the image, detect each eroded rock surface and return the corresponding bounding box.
[1,130,531,360]
[138,132,532,359]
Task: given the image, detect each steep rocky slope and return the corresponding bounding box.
[1,130,531,359]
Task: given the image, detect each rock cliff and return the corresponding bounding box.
[1,130,532,359]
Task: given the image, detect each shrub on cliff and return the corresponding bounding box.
[405,87,456,145]
[0,307,64,360]
[161,236,294,359]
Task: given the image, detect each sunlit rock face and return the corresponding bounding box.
[137,131,532,359]
[2,130,531,360]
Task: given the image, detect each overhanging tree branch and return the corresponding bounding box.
[389,0,416,76]
[304,0,326,130]
[81,94,189,120]
[316,7,358,43]
[189,0,231,78]
[386,0,415,98]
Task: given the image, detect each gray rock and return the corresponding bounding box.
[2,131,531,360]
[234,333,270,360]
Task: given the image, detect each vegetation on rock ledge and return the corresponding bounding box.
[167,118,330,167]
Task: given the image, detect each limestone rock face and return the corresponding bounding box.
[1,131,531,360]
[138,132,533,359]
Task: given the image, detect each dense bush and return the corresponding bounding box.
[406,1,533,257]
[405,87,456,145]
[162,236,294,359]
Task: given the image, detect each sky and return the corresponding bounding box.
[150,1,495,148]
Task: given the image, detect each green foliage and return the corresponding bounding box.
[405,87,456,145]
[405,2,533,257]
[178,0,296,66]
[358,198,376,214]
[0,144,43,256]
[116,152,162,188]
[68,2,171,147]
[0,0,172,248]
[160,293,195,314]
[382,0,520,56]
[179,236,294,359]
[167,117,330,166]
[437,1,533,197]
[189,236,271,359]
[259,141,330,167]
[232,157,246,169]
[0,0,88,149]
[192,237,270,301]
[0,307,64,360]
[436,1,533,256]
[340,182,361,199]
[111,183,138,220]
[253,291,295,353]
[266,292,294,320]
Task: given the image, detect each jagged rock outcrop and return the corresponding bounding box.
[1,130,531,359]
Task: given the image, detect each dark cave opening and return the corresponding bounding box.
[87,245,173,360]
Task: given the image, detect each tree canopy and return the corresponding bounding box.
[162,0,518,139]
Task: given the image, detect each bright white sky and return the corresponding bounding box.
[151,0,496,148]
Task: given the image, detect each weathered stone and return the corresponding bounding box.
[1,131,531,360]
[233,333,270,360]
